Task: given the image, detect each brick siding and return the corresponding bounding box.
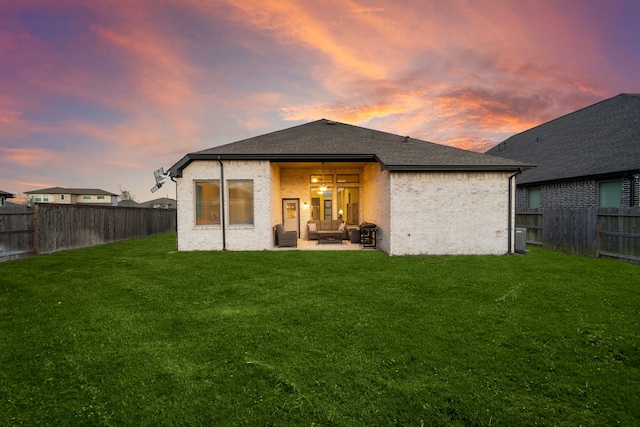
[176,160,272,251]
[177,161,516,255]
[388,171,511,255]
[516,176,639,209]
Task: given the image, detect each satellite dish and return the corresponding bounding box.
[151,167,170,193]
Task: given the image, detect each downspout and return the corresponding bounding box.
[218,157,226,250]
[171,175,178,251]
[507,169,522,254]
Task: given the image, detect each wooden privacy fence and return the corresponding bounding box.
[0,204,176,262]
[0,204,35,262]
[516,207,640,262]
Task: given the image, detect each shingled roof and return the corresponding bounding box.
[486,93,640,185]
[24,187,117,196]
[170,119,530,176]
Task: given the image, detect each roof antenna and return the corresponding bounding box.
[151,167,170,193]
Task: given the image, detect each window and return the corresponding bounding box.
[83,195,91,200]
[228,180,254,225]
[61,194,65,200]
[310,189,332,219]
[337,187,360,224]
[195,181,220,225]
[599,181,621,207]
[97,195,105,200]
[528,187,540,208]
[35,194,49,202]
[337,174,359,183]
[310,174,333,184]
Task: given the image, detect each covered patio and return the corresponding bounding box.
[274,237,368,251]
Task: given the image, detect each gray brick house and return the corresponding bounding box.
[486,93,640,208]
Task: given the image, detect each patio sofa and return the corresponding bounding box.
[307,220,347,241]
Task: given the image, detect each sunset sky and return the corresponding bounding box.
[1,0,639,202]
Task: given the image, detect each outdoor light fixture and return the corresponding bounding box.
[317,162,327,194]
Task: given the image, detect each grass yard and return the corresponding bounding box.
[1,233,639,426]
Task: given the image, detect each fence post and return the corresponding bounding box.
[595,211,600,258]
[33,204,40,255]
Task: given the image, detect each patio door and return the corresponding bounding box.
[282,199,300,236]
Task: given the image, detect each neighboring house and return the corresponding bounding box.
[0,190,15,207]
[118,199,141,208]
[169,119,530,255]
[486,93,640,209]
[119,198,175,208]
[139,197,176,209]
[25,187,118,206]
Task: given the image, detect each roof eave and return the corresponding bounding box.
[170,153,378,177]
[518,168,640,186]
[383,164,534,172]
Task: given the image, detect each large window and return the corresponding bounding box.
[228,180,254,225]
[311,189,332,220]
[337,187,360,224]
[195,181,220,225]
[599,181,621,207]
[528,187,540,208]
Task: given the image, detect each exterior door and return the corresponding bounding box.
[324,200,332,220]
[282,199,300,236]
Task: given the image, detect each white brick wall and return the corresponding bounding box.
[361,164,390,253]
[176,160,272,251]
[388,171,511,255]
[176,160,514,255]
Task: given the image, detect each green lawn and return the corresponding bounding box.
[1,233,639,426]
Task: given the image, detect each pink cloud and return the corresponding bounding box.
[0,147,63,167]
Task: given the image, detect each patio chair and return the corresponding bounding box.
[275,224,297,247]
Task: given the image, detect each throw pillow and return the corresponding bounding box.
[338,222,345,232]
[308,222,317,232]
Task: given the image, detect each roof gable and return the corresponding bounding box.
[171,119,529,176]
[486,93,640,184]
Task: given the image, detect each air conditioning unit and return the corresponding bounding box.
[515,227,527,254]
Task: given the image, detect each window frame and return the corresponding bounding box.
[598,180,622,208]
[528,187,541,208]
[227,179,254,226]
[337,174,359,183]
[310,174,333,184]
[194,180,221,226]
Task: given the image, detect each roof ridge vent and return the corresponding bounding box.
[325,120,337,125]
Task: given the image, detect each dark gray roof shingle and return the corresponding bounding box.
[486,93,640,185]
[24,187,117,196]
[171,119,529,176]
